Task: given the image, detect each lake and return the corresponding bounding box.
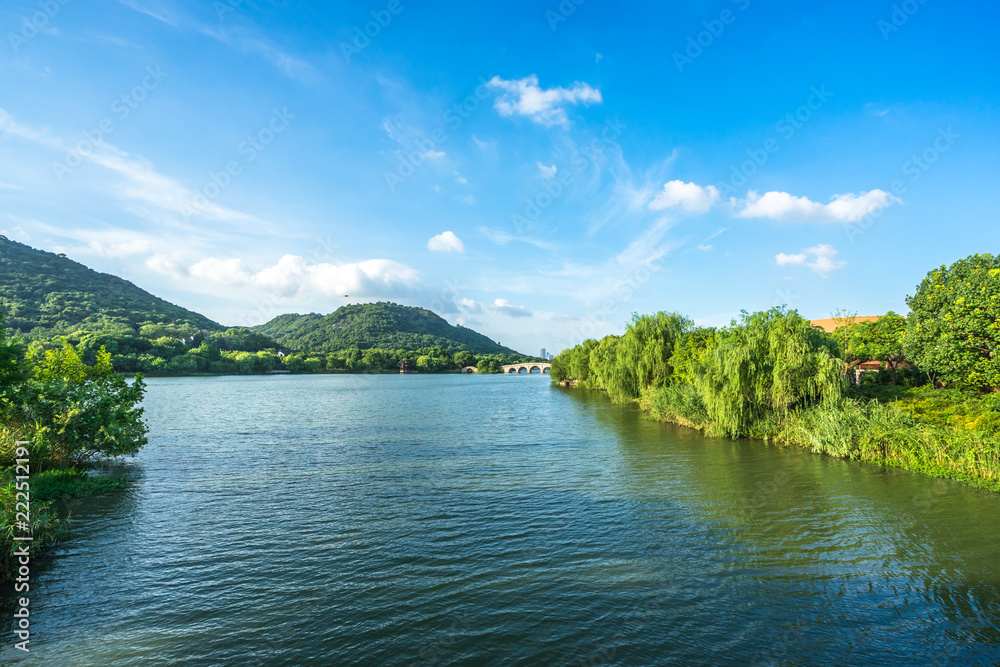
[4,374,1000,665]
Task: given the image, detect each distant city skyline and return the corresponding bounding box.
[1,1,996,355]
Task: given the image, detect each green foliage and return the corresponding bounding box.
[835,312,908,384]
[884,385,1000,436]
[550,339,597,384]
[0,320,147,578]
[905,253,1000,390]
[3,342,148,469]
[670,327,716,386]
[0,235,219,334]
[253,302,523,356]
[31,468,131,501]
[694,309,843,437]
[475,358,503,374]
[553,312,693,402]
[643,384,708,428]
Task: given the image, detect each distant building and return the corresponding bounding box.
[809,316,880,333]
[540,348,547,359]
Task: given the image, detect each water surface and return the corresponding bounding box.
[4,374,1000,665]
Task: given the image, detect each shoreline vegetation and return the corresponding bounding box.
[550,253,1000,493]
[0,319,148,579]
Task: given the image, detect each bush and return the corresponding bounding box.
[643,384,708,429]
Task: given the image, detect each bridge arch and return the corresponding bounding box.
[499,363,553,375]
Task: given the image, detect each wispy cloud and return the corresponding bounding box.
[537,162,557,178]
[479,226,556,250]
[116,0,316,81]
[0,109,264,230]
[487,75,602,127]
[491,298,532,318]
[776,244,846,277]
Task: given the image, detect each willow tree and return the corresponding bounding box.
[695,308,844,437]
[586,335,624,395]
[582,313,693,403]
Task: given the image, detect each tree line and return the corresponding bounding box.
[551,253,1000,489]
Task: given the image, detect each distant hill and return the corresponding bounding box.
[0,235,221,334]
[254,302,523,355]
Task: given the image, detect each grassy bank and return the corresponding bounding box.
[642,386,1000,492]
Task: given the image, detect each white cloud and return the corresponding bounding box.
[537,162,557,178]
[455,172,468,185]
[487,75,602,127]
[775,244,846,277]
[458,298,483,314]
[775,252,807,266]
[649,180,721,213]
[161,254,422,298]
[736,189,899,223]
[697,244,713,252]
[492,298,532,318]
[427,231,464,253]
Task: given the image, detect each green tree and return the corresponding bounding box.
[905,253,1000,390]
[476,358,502,374]
[453,351,477,369]
[11,341,148,468]
[838,313,907,385]
[695,309,843,437]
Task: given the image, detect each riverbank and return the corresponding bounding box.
[0,465,132,579]
[637,384,1000,493]
[550,307,1000,495]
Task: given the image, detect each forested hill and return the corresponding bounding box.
[254,302,523,355]
[0,235,220,334]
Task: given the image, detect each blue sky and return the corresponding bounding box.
[1,0,997,354]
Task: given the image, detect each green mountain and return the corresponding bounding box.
[254,302,523,356]
[0,235,220,334]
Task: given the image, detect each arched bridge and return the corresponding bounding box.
[502,363,551,375]
[459,364,552,375]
